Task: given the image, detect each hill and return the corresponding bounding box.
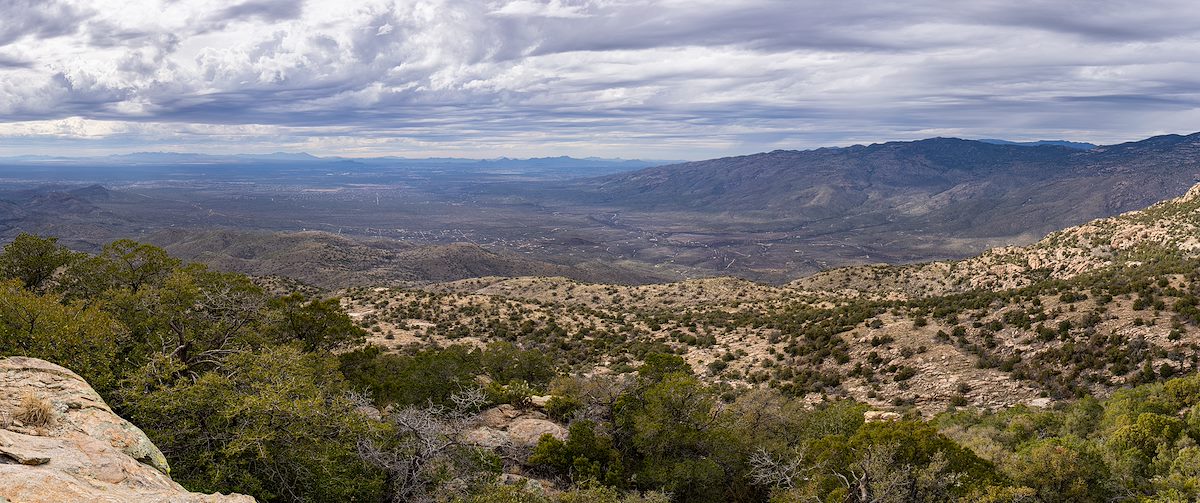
[4,133,1200,284]
[582,134,1200,222]
[342,182,1200,412]
[792,182,1200,297]
[147,229,676,289]
[3,133,1199,283]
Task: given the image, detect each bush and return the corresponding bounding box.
[545,395,583,422]
[0,281,121,392]
[15,393,55,428]
[894,366,917,382]
[121,347,384,501]
[486,380,534,407]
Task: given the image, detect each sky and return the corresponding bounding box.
[1,0,1199,160]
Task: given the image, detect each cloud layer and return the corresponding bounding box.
[1,0,1199,158]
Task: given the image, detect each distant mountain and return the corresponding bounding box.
[579,136,1196,232]
[0,152,668,185]
[978,138,1097,149]
[1,152,671,169]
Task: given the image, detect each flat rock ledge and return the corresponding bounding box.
[0,356,254,503]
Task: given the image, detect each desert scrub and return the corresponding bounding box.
[15,393,55,428]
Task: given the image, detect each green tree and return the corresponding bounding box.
[614,372,742,502]
[119,346,383,501]
[100,266,267,374]
[0,280,122,391]
[637,352,692,382]
[479,341,556,387]
[834,421,996,502]
[57,239,181,300]
[1007,438,1110,503]
[340,345,481,407]
[266,293,366,352]
[530,420,624,486]
[0,233,79,291]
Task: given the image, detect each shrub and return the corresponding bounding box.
[545,395,584,422]
[15,393,54,428]
[894,366,917,382]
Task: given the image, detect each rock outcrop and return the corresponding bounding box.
[863,410,902,423]
[463,403,566,449]
[0,356,254,503]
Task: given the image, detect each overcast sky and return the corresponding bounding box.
[1,0,1198,159]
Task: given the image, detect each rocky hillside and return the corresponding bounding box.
[793,181,1200,298]
[342,183,1200,414]
[0,357,253,503]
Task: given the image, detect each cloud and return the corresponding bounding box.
[0,0,94,46]
[490,0,591,18]
[0,0,1197,159]
[0,53,32,68]
[212,0,305,24]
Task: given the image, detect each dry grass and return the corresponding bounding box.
[15,393,55,428]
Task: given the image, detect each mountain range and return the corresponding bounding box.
[5,136,1200,502]
[575,133,1200,224]
[977,138,1097,149]
[499,132,1200,279]
[2,133,1199,284]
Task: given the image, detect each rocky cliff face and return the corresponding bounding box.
[0,357,254,503]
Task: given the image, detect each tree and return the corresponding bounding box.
[0,280,121,391]
[119,346,383,502]
[637,352,692,382]
[830,421,994,503]
[101,266,267,375]
[479,341,556,387]
[57,240,180,300]
[1007,438,1110,503]
[340,344,482,407]
[0,233,78,291]
[266,293,366,352]
[530,420,624,486]
[614,372,740,502]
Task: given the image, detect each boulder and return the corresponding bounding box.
[463,405,567,449]
[1025,397,1053,408]
[863,410,902,423]
[478,404,521,429]
[461,427,509,449]
[506,418,566,448]
[0,356,254,503]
